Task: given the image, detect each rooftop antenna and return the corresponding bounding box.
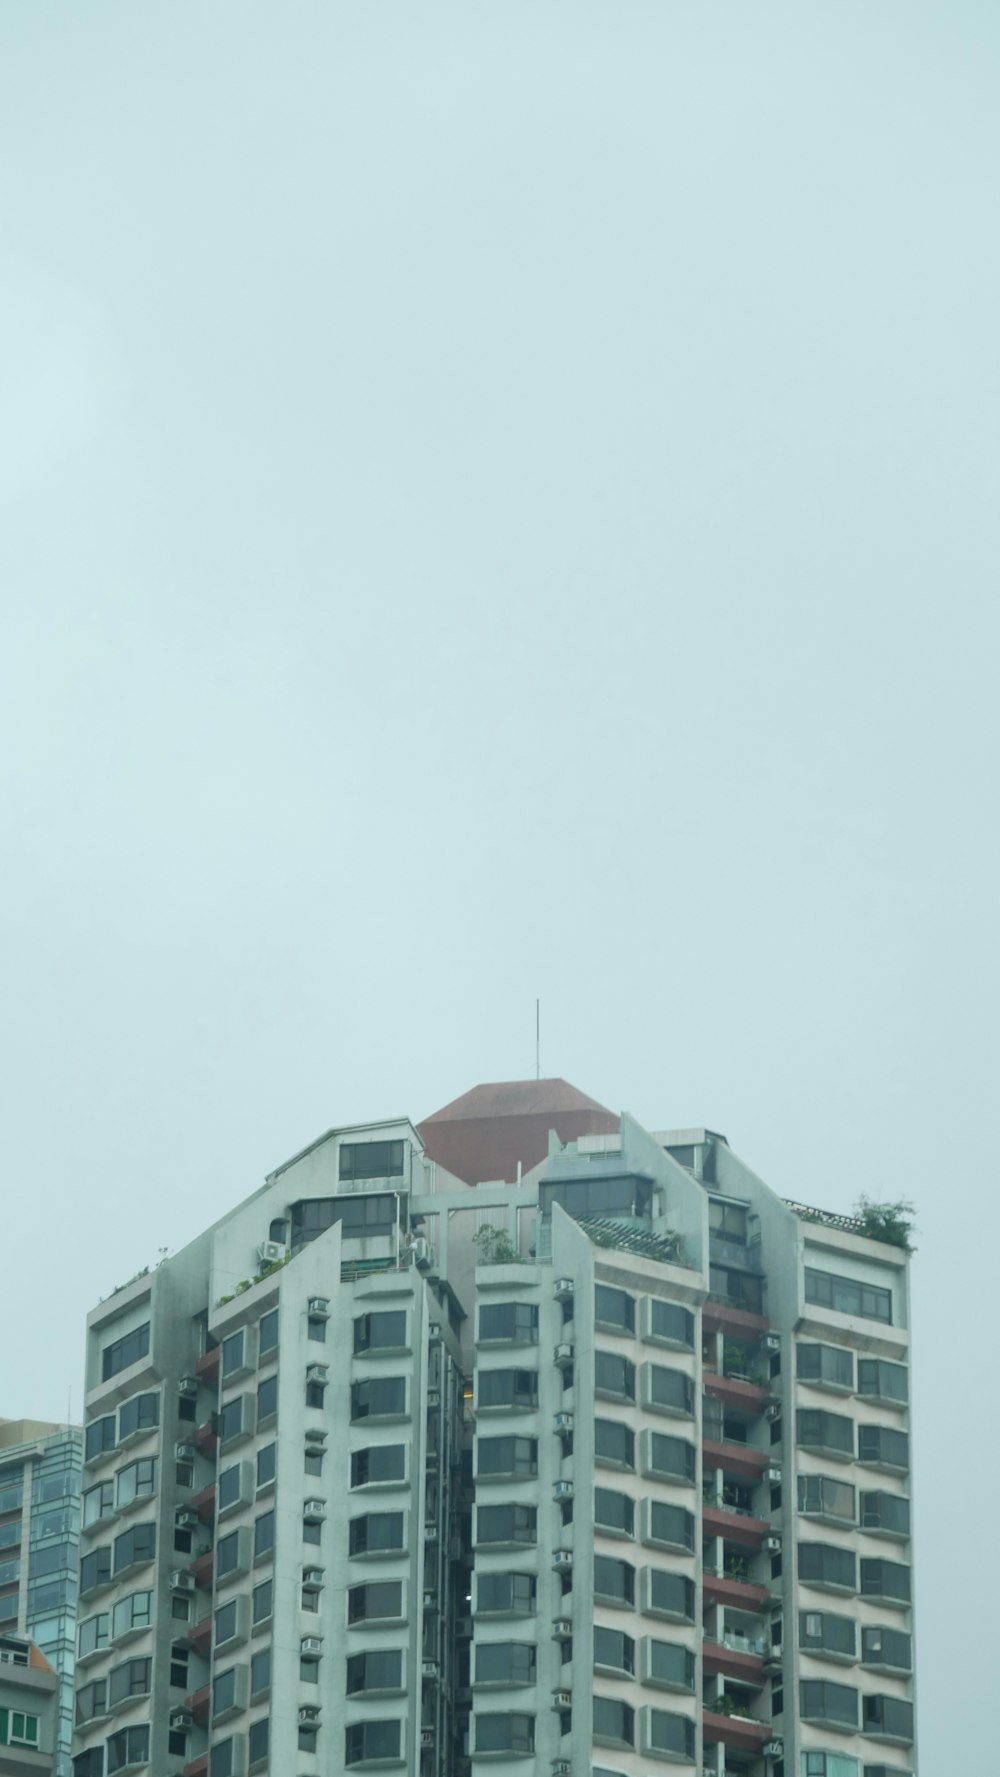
[536,998,540,1081]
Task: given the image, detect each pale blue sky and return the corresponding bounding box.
[2,5,997,1763]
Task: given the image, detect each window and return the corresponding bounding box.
[797,1409,854,1457]
[258,1309,279,1356]
[248,1718,269,1766]
[170,1643,189,1688]
[117,1393,158,1441]
[595,1351,636,1399]
[595,1284,635,1333]
[594,1555,635,1605]
[477,1436,537,1479]
[709,1265,763,1312]
[710,1199,749,1242]
[647,1501,694,1552]
[254,1510,275,1560]
[215,1600,239,1647]
[108,1658,151,1707]
[797,1343,854,1389]
[114,1522,155,1573]
[345,1718,404,1764]
[478,1302,538,1344]
[805,1268,892,1324]
[219,1396,248,1444]
[291,1191,397,1247]
[106,1725,151,1772]
[350,1377,407,1421]
[221,1330,246,1379]
[478,1369,538,1410]
[475,1641,535,1686]
[354,1311,407,1353]
[801,1681,859,1727]
[477,1571,536,1614]
[75,1679,107,1724]
[857,1426,909,1471]
[340,1139,405,1179]
[646,1365,694,1416]
[351,1445,405,1488]
[645,1432,696,1483]
[594,1488,634,1537]
[349,1512,405,1555]
[112,1591,153,1638]
[542,1172,650,1220]
[798,1542,856,1591]
[210,1740,235,1777]
[73,1756,105,1777]
[117,1458,156,1508]
[216,1531,244,1579]
[347,1580,403,1624]
[474,1714,535,1755]
[216,1465,242,1514]
[646,1710,696,1759]
[477,1503,537,1545]
[83,1480,115,1527]
[800,1755,860,1777]
[308,1314,327,1342]
[79,1612,110,1657]
[646,1640,695,1690]
[304,1446,324,1478]
[861,1625,912,1671]
[594,1696,634,1745]
[346,1648,404,1693]
[252,1578,273,1624]
[80,1547,112,1593]
[857,1358,907,1403]
[594,1419,635,1469]
[102,1323,150,1382]
[648,1299,694,1347]
[797,1474,856,1524]
[859,1491,910,1537]
[799,1611,857,1658]
[594,1627,634,1675]
[647,1569,695,1621]
[859,1558,911,1604]
[85,1416,117,1462]
[256,1375,278,1424]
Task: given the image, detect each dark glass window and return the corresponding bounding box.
[477,1436,538,1478]
[219,1398,246,1443]
[593,1555,635,1604]
[479,1302,538,1343]
[213,1667,237,1716]
[85,1416,116,1462]
[351,1445,405,1487]
[75,1679,107,1724]
[857,1359,908,1403]
[859,1492,910,1537]
[799,1610,856,1658]
[347,1580,403,1624]
[709,1266,763,1313]
[80,1547,112,1593]
[347,1648,404,1694]
[349,1512,405,1555]
[709,1199,748,1242]
[797,1474,856,1523]
[861,1625,912,1670]
[594,1488,634,1536]
[216,1532,242,1579]
[648,1300,694,1346]
[340,1140,405,1180]
[593,1696,634,1744]
[248,1718,269,1764]
[647,1711,695,1759]
[292,1192,397,1247]
[478,1369,538,1410]
[859,1559,911,1603]
[258,1310,279,1356]
[250,1647,271,1697]
[102,1323,150,1382]
[116,1458,156,1507]
[800,1680,859,1727]
[647,1366,694,1416]
[474,1714,535,1755]
[477,1572,536,1614]
[594,1627,634,1674]
[254,1510,275,1560]
[350,1377,407,1421]
[804,1268,892,1324]
[252,1578,273,1623]
[209,1742,234,1777]
[594,1420,634,1469]
[221,1331,245,1378]
[477,1504,537,1545]
[256,1376,277,1423]
[594,1285,635,1332]
[217,1466,242,1512]
[647,1640,696,1689]
[475,1642,536,1685]
[113,1523,155,1573]
[108,1658,151,1707]
[354,1311,407,1353]
[595,1351,636,1399]
[73,1754,105,1777]
[118,1393,159,1441]
[646,1433,696,1483]
[106,1726,151,1773]
[797,1343,854,1389]
[648,1501,694,1551]
[798,1542,856,1591]
[256,1443,276,1490]
[797,1409,854,1456]
[214,1601,238,1645]
[345,1719,403,1764]
[857,1426,909,1471]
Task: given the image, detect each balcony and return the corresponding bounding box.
[704,1373,770,1414]
[703,1506,769,1549]
[185,1685,210,1727]
[186,1614,212,1655]
[702,1706,772,1753]
[182,1758,208,1777]
[191,1483,216,1525]
[193,1415,218,1456]
[702,1569,770,1612]
[189,1548,214,1590]
[195,1346,220,1386]
[702,1440,769,1483]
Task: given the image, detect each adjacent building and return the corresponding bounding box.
[71,1080,916,1777]
[0,1632,61,1774]
[0,1421,82,1776]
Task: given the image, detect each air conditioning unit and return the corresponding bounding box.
[552,1689,572,1708]
[551,1618,572,1638]
[300,1637,322,1656]
[425,1525,439,1541]
[551,1549,573,1570]
[178,1376,198,1397]
[175,1509,198,1530]
[299,1705,320,1725]
[554,1412,574,1433]
[174,1443,196,1463]
[765,1403,782,1421]
[765,1334,780,1352]
[258,1240,287,1265]
[765,1467,782,1484]
[420,1729,435,1748]
[301,1568,324,1588]
[764,1739,784,1758]
[412,1237,431,1269]
[553,1277,574,1300]
[422,1659,438,1678]
[553,1480,574,1500]
[307,1297,330,1317]
[169,1708,192,1732]
[303,1499,326,1519]
[306,1364,329,1384]
[554,1341,574,1364]
[766,1534,782,1552]
[170,1572,194,1594]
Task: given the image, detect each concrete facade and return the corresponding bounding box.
[0,1422,82,1776]
[71,1083,916,1777]
[0,1634,60,1775]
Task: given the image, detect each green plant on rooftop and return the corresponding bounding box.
[853,1196,916,1253]
[473,1225,520,1266]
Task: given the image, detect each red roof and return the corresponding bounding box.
[418,1078,619,1186]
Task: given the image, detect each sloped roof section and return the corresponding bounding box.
[418,1077,619,1186]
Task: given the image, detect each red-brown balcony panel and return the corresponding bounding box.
[190,1549,214,1590]
[186,1685,210,1727]
[186,1614,212,1654]
[195,1346,220,1385]
[703,1639,766,1683]
[705,1374,770,1413]
[702,1573,769,1613]
[702,1709,771,1752]
[702,1439,769,1483]
[193,1416,218,1455]
[191,1483,216,1524]
[703,1506,769,1548]
[182,1756,208,1777]
[703,1302,769,1337]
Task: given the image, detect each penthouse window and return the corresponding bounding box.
[540,1175,651,1221]
[804,1267,892,1324]
[340,1139,405,1181]
[291,1193,397,1248]
[709,1265,763,1313]
[647,1300,694,1347]
[102,1323,150,1382]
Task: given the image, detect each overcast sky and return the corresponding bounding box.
[2,3,997,1763]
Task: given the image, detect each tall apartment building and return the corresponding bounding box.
[71,1080,916,1777]
[0,1632,61,1774]
[0,1420,82,1775]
